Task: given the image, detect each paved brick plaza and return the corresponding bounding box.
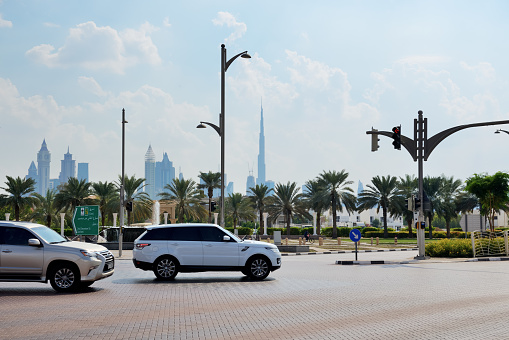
[1,251,508,339]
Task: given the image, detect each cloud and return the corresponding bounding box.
[0,13,12,28]
[163,17,171,27]
[78,76,109,97]
[212,12,247,43]
[26,21,161,74]
[43,22,60,28]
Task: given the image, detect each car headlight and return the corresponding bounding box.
[80,250,98,258]
[265,247,280,253]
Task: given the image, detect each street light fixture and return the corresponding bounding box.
[197,44,250,228]
[495,129,509,135]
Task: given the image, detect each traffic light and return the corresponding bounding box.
[210,201,217,212]
[406,196,415,211]
[371,128,379,152]
[391,126,401,150]
[414,197,421,210]
[126,201,133,212]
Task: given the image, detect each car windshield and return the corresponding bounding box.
[31,226,68,244]
[218,225,242,242]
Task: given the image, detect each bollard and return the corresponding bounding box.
[285,238,288,245]
[319,237,323,246]
[299,237,302,245]
[376,237,379,245]
[394,236,398,245]
[338,237,341,246]
[268,237,271,243]
[371,237,373,246]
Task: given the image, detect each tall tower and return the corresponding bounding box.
[155,152,175,196]
[78,163,89,183]
[37,139,51,195]
[145,145,156,199]
[59,147,76,185]
[256,100,266,186]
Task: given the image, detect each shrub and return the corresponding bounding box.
[425,239,472,257]
[225,226,252,235]
[361,227,379,237]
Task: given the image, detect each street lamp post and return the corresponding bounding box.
[197,44,250,228]
[119,109,128,257]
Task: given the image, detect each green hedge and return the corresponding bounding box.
[225,227,252,235]
[425,239,472,257]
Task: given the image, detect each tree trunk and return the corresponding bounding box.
[383,206,388,238]
[332,197,337,239]
[316,210,321,235]
[407,217,413,238]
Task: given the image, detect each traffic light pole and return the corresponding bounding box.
[367,110,509,259]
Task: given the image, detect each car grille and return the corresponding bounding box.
[100,250,115,272]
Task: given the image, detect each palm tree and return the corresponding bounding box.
[118,175,153,226]
[435,175,463,238]
[159,178,206,223]
[197,171,221,223]
[31,189,60,228]
[0,176,36,221]
[303,178,328,235]
[319,170,357,238]
[55,177,94,215]
[398,174,418,237]
[423,176,442,238]
[357,175,402,238]
[92,181,117,228]
[247,184,273,232]
[267,182,310,236]
[225,193,255,229]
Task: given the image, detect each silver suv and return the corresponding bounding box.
[133,224,281,280]
[0,222,114,292]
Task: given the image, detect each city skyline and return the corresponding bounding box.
[2,2,509,195]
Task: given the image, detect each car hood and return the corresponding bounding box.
[50,241,109,252]
[240,240,278,248]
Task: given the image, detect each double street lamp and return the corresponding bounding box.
[495,129,509,135]
[197,44,250,228]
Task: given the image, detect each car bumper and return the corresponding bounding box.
[80,251,115,282]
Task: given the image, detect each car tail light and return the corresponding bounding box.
[135,243,150,249]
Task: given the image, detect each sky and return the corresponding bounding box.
[1,0,509,195]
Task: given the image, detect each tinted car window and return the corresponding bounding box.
[3,227,36,246]
[141,228,170,240]
[168,227,200,241]
[200,227,228,242]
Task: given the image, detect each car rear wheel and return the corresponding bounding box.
[49,264,81,292]
[246,256,270,280]
[153,257,178,280]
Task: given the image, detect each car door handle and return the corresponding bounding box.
[2,250,12,253]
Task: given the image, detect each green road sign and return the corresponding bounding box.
[72,205,100,235]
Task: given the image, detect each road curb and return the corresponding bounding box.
[281,248,418,256]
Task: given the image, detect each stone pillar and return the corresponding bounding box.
[164,212,168,224]
[60,213,65,236]
[263,212,268,235]
[113,213,117,228]
[214,213,219,225]
[312,211,317,235]
[5,213,10,221]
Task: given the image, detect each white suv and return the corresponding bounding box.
[0,222,114,292]
[133,224,281,280]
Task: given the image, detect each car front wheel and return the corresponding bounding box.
[246,256,270,280]
[49,264,81,292]
[154,257,178,280]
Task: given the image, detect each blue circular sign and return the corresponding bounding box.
[349,228,361,242]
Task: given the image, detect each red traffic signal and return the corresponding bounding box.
[391,126,401,150]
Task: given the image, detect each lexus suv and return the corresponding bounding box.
[0,221,114,292]
[133,224,281,280]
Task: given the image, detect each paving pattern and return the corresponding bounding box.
[1,250,509,339]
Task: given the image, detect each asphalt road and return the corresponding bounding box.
[1,251,508,340]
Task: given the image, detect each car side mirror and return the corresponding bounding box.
[28,238,41,247]
[223,235,231,242]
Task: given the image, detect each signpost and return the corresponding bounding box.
[350,229,361,261]
[72,205,100,236]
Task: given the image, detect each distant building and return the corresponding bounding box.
[266,180,275,194]
[227,182,234,196]
[155,152,175,196]
[246,171,255,195]
[58,147,76,185]
[26,161,38,192]
[36,139,51,195]
[78,163,89,183]
[144,145,156,199]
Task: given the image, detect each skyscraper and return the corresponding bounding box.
[256,101,266,186]
[144,145,156,199]
[59,147,76,185]
[36,139,51,195]
[26,161,38,193]
[246,171,255,195]
[78,163,89,183]
[155,152,175,196]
